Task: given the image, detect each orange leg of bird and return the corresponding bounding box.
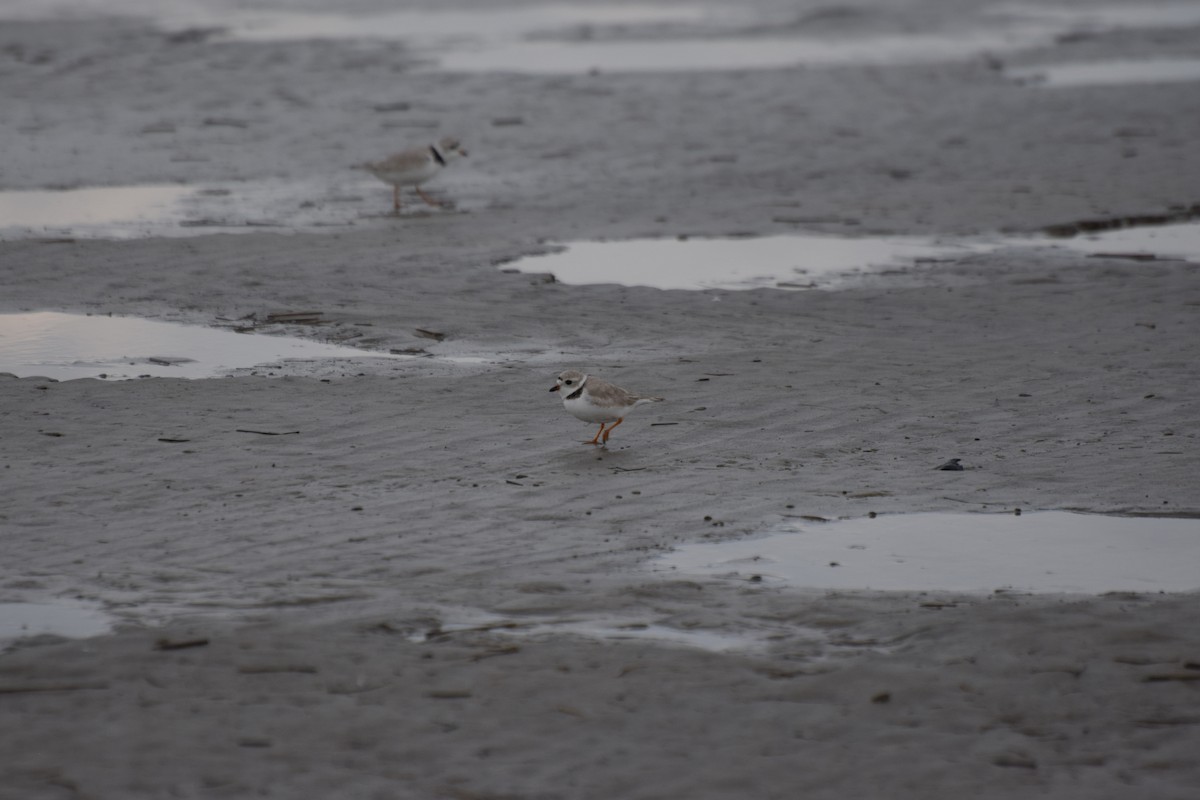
[585,423,607,445]
[416,186,443,208]
[392,185,402,213]
[601,417,624,443]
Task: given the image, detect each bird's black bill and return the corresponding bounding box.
[549,385,559,392]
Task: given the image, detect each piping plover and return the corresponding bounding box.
[550,370,664,445]
[362,136,467,213]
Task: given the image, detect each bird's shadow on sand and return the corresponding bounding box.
[550,441,649,471]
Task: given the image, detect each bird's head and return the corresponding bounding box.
[550,370,587,396]
[437,136,468,159]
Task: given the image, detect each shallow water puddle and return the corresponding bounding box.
[0,600,113,649]
[509,235,993,291]
[7,1,1200,75]
[509,619,779,653]
[204,4,707,43]
[992,3,1200,31]
[0,312,404,381]
[416,612,807,655]
[0,186,192,239]
[159,3,1200,74]
[1008,58,1200,88]
[506,221,1200,291]
[660,511,1200,594]
[1056,220,1200,260]
[0,1,1134,76]
[0,179,396,240]
[436,29,1047,74]
[493,622,761,653]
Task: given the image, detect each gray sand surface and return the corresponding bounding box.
[2,1,1199,798]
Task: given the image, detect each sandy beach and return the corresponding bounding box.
[2,1,1199,797]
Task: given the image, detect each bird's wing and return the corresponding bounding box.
[368,148,428,172]
[585,379,639,407]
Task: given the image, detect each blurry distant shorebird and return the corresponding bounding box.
[361,136,467,213]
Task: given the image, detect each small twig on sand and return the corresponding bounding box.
[0,683,109,694]
[155,637,210,651]
[1143,673,1200,683]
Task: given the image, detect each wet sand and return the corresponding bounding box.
[2,1,1199,798]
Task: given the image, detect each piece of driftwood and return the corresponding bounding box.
[265,311,324,324]
[237,665,318,675]
[1143,673,1200,683]
[155,637,210,651]
[0,682,109,694]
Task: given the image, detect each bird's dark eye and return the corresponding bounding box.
[564,380,573,385]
